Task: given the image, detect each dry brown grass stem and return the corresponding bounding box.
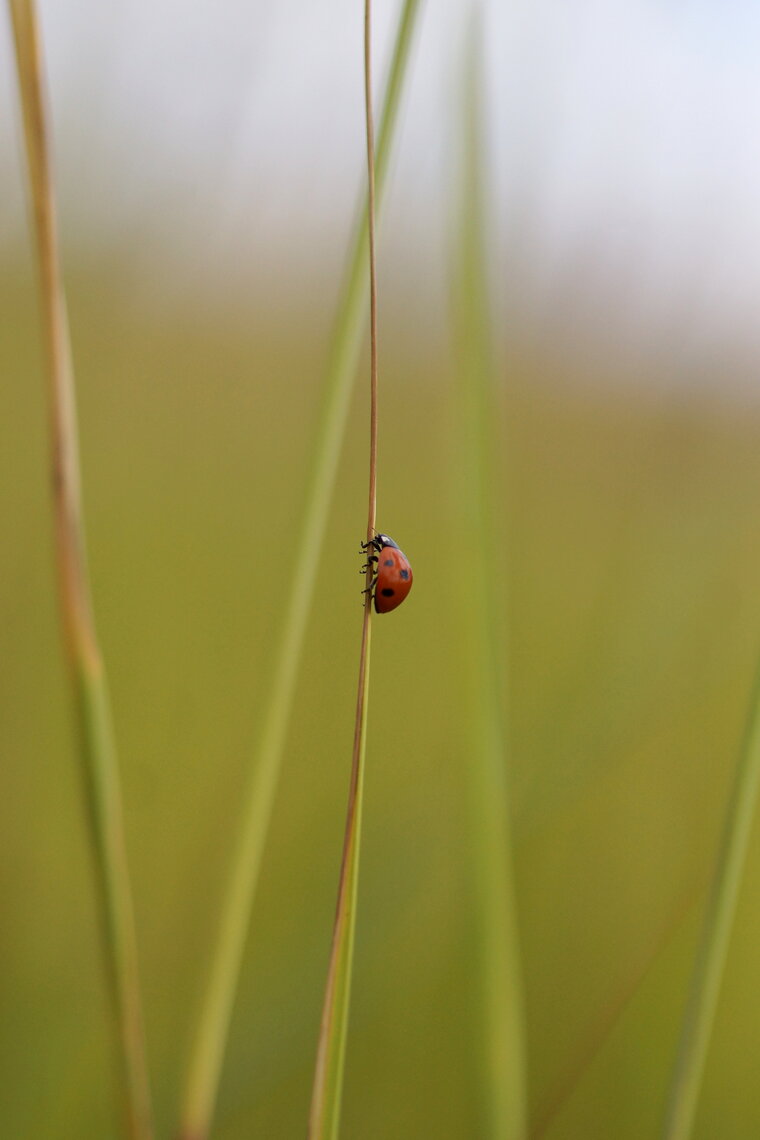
[307,2,379,1136]
[9,4,153,1138]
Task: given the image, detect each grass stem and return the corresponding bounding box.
[452,13,528,1139]
[307,617,373,1140]
[661,660,760,1140]
[307,3,380,1136]
[8,4,153,1139]
[176,5,420,1138]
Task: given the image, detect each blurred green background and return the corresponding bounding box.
[4,2,760,1138]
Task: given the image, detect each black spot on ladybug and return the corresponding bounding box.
[400,569,409,580]
[383,558,394,567]
[381,588,395,597]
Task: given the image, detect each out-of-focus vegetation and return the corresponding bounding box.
[4,256,760,1138]
[5,4,760,1137]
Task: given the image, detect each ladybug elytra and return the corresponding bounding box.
[360,533,413,613]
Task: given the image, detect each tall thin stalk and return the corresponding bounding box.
[306,616,372,1140]
[307,3,379,1136]
[8,5,153,1140]
[661,660,760,1140]
[452,13,527,1139]
[176,4,421,1138]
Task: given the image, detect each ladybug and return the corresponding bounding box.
[360,533,414,613]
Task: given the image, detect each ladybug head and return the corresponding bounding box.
[375,533,398,550]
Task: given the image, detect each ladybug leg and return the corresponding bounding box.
[359,536,379,574]
[361,570,378,599]
[359,536,381,588]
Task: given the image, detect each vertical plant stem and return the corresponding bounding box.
[661,660,760,1140]
[308,4,379,1136]
[307,617,373,1140]
[176,4,420,1139]
[8,5,153,1140]
[364,0,379,533]
[452,13,527,1139]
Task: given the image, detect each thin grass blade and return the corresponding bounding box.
[450,13,528,1139]
[176,5,422,1138]
[307,0,381,1131]
[8,4,153,1139]
[308,618,372,1140]
[661,660,760,1139]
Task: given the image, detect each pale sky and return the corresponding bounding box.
[2,1,759,384]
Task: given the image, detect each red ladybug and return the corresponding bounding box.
[361,533,414,613]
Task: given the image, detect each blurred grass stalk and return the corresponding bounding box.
[176,4,421,1138]
[307,2,380,1135]
[451,12,527,1139]
[8,4,153,1140]
[661,662,760,1140]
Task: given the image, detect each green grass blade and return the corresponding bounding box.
[9,5,153,1139]
[176,5,422,1137]
[308,619,372,1140]
[451,14,528,1139]
[661,660,760,1140]
[532,886,698,1138]
[308,1,380,1130]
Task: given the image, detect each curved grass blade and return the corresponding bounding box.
[661,660,760,1139]
[8,4,153,1138]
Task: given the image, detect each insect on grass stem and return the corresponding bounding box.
[307,2,379,1136]
[174,6,420,1139]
